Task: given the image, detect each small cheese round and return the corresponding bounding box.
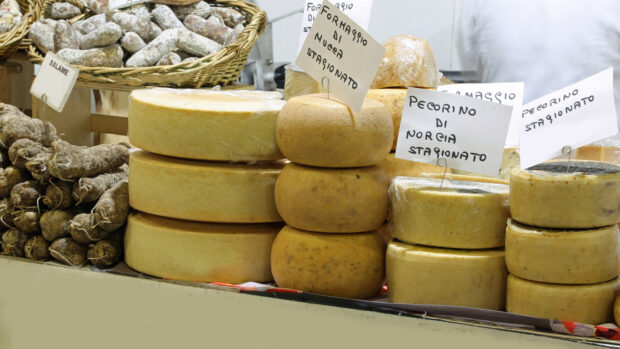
[366,88,406,150]
[129,89,285,162]
[275,163,389,233]
[379,152,447,181]
[129,151,282,223]
[510,161,620,228]
[271,225,385,299]
[506,220,618,284]
[390,177,509,249]
[276,93,393,168]
[386,241,507,310]
[507,274,619,325]
[125,212,280,283]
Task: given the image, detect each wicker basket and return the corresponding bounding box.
[28,0,265,87]
[0,0,36,60]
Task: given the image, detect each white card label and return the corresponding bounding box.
[109,0,149,10]
[30,52,79,113]
[438,82,524,147]
[295,0,384,113]
[298,0,373,55]
[395,88,513,177]
[519,67,618,169]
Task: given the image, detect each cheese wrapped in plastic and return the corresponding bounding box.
[371,35,439,89]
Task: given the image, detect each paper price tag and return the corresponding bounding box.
[395,88,513,177]
[109,0,149,10]
[438,82,524,147]
[295,0,384,113]
[519,67,618,169]
[30,52,79,113]
[298,0,373,55]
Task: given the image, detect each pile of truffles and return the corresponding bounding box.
[29,0,246,67]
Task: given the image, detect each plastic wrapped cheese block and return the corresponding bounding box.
[271,225,385,299]
[129,88,285,162]
[275,163,389,233]
[386,241,507,310]
[575,145,620,164]
[419,172,508,185]
[379,153,448,181]
[129,151,283,223]
[390,177,509,249]
[510,161,620,228]
[365,88,406,150]
[505,219,618,284]
[125,212,280,283]
[371,35,439,89]
[276,93,393,168]
[507,274,619,325]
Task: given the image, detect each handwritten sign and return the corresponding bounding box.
[30,52,78,113]
[298,0,373,55]
[438,82,524,147]
[295,0,384,113]
[395,88,513,177]
[109,0,149,10]
[519,67,618,169]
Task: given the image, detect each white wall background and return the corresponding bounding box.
[256,0,467,71]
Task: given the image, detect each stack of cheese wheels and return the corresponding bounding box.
[507,161,620,325]
[125,88,286,283]
[271,93,393,299]
[387,177,510,310]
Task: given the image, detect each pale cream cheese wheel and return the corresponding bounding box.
[389,177,509,249]
[271,225,386,299]
[365,88,406,150]
[274,163,389,233]
[506,274,619,325]
[506,219,618,284]
[129,88,285,162]
[125,212,280,283]
[510,161,620,228]
[129,150,282,223]
[276,93,393,168]
[386,241,507,310]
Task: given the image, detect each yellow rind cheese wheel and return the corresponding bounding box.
[125,212,280,283]
[506,274,619,325]
[510,161,620,228]
[270,225,386,299]
[129,151,283,223]
[365,88,406,150]
[386,241,507,310]
[276,93,393,168]
[129,89,285,162]
[506,219,618,284]
[274,163,389,233]
[614,295,620,327]
[390,177,509,249]
[379,152,447,181]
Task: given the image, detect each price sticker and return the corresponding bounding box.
[30,52,79,113]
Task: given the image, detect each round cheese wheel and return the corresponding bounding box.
[276,93,393,168]
[129,150,282,223]
[386,241,507,310]
[614,295,620,327]
[125,212,280,283]
[129,89,285,162]
[510,161,620,228]
[275,163,389,233]
[390,177,509,249]
[366,88,406,150]
[379,152,447,181]
[507,274,619,325]
[271,225,385,299]
[506,219,618,284]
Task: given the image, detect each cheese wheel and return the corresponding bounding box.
[129,151,282,223]
[390,177,509,249]
[386,241,507,310]
[614,295,620,327]
[366,89,406,150]
[453,148,520,181]
[506,219,618,284]
[129,88,285,162]
[379,152,447,181]
[271,225,385,299]
[275,163,389,233]
[507,274,619,325]
[510,161,620,228]
[420,172,508,185]
[125,212,280,283]
[276,93,393,168]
